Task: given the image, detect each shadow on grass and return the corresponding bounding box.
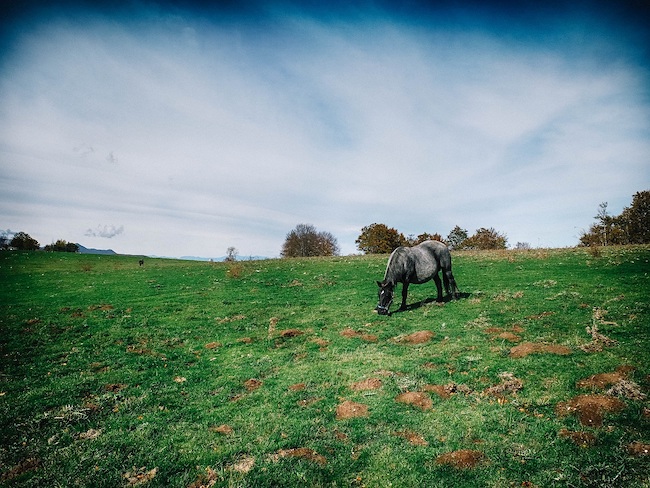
[383,292,472,315]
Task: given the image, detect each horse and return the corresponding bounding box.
[376,240,459,315]
[139,259,144,266]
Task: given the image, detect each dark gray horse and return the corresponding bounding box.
[376,240,459,315]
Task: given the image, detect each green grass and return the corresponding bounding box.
[1,247,649,487]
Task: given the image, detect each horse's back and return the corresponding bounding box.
[408,242,440,283]
[418,240,452,269]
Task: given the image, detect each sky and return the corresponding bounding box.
[1,0,649,258]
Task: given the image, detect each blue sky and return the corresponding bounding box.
[1,1,649,257]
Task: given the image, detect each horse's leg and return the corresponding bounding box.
[399,282,409,310]
[445,270,459,299]
[442,271,451,296]
[433,273,443,302]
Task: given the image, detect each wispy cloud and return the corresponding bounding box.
[0,2,648,256]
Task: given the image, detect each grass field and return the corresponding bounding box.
[1,247,649,487]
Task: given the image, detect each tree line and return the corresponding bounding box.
[578,190,649,247]
[281,190,649,257]
[0,231,79,252]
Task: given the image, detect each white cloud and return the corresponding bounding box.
[0,3,648,257]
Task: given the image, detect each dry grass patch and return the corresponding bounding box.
[394,430,428,446]
[340,328,378,342]
[209,424,233,435]
[558,429,597,447]
[509,342,571,358]
[627,442,650,456]
[350,378,382,391]
[435,450,487,469]
[269,447,327,466]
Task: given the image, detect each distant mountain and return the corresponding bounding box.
[77,244,117,255]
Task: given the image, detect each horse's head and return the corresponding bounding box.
[376,281,394,315]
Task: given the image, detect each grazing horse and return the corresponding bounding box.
[139,259,144,266]
[376,240,459,315]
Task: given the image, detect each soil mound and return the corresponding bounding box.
[556,394,625,427]
[336,401,369,420]
[394,330,435,344]
[395,391,433,411]
[244,379,262,391]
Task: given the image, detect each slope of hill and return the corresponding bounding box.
[1,247,649,487]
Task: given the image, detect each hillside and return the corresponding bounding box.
[1,247,649,487]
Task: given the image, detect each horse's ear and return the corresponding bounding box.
[376,281,383,287]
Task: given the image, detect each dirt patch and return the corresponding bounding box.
[556,394,626,427]
[559,429,596,447]
[483,327,521,342]
[340,328,378,342]
[217,314,246,324]
[395,391,433,411]
[243,379,263,391]
[509,342,571,358]
[577,372,627,389]
[336,400,369,420]
[627,442,650,456]
[279,329,304,338]
[577,367,646,400]
[311,337,329,349]
[351,378,382,391]
[289,383,306,391]
[238,337,254,344]
[394,330,435,344]
[210,424,234,435]
[270,447,327,465]
[204,341,221,349]
[1,458,41,482]
[394,430,428,446]
[435,450,486,469]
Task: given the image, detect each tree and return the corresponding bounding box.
[224,246,238,262]
[619,190,650,244]
[281,224,340,258]
[10,232,40,250]
[407,232,443,246]
[355,223,407,254]
[579,191,650,246]
[44,239,79,253]
[460,228,508,250]
[446,226,468,250]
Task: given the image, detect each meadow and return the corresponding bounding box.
[1,247,649,487]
